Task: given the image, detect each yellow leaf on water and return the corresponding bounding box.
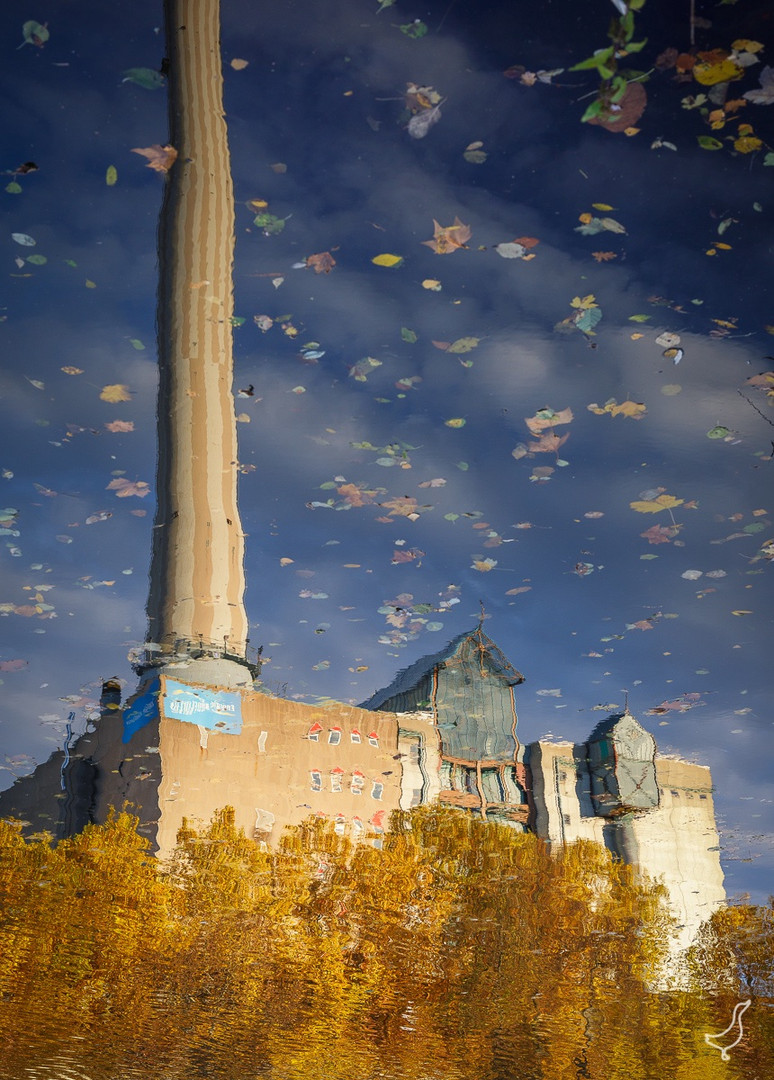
[734,135,762,154]
[422,278,442,290]
[629,494,685,514]
[100,384,132,403]
[693,58,744,85]
[230,58,249,70]
[592,203,615,211]
[372,253,404,268]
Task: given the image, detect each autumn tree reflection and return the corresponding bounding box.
[0,807,770,1079]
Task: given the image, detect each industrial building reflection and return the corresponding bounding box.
[0,624,724,954]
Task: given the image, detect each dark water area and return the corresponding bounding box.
[1,0,774,1075]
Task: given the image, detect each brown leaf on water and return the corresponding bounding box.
[422,217,472,254]
[306,251,336,274]
[640,524,681,545]
[525,406,573,436]
[528,431,569,454]
[592,250,617,262]
[131,144,178,173]
[587,82,647,133]
[106,478,151,498]
[104,420,135,433]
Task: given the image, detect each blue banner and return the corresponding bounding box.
[162,678,243,734]
[122,678,160,744]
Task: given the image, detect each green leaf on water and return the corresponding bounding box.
[401,327,417,343]
[26,254,47,265]
[697,136,723,151]
[5,182,22,194]
[122,68,165,90]
[400,20,428,38]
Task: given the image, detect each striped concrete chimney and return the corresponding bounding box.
[146,0,252,681]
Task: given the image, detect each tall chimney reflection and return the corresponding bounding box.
[147,0,248,666]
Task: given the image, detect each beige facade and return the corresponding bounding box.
[528,739,725,954]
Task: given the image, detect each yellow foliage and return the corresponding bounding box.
[1,807,770,1079]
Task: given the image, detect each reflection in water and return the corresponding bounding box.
[0,626,762,1078]
[2,0,773,1075]
[1,805,773,1079]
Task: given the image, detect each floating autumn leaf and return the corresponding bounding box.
[306,251,336,273]
[745,371,774,396]
[432,337,480,354]
[463,141,487,163]
[61,366,83,375]
[0,659,27,672]
[525,406,573,435]
[379,495,423,518]
[122,68,165,90]
[230,58,249,70]
[528,431,569,454]
[471,556,497,572]
[586,82,647,132]
[372,253,403,268]
[591,250,617,262]
[104,420,135,433]
[422,217,472,254]
[444,417,466,428]
[587,398,647,419]
[131,144,178,173]
[391,547,425,564]
[408,101,444,139]
[744,65,774,105]
[693,51,744,86]
[349,356,382,381]
[19,20,49,48]
[422,278,442,290]
[100,384,132,403]
[106,478,151,498]
[640,524,681,545]
[630,493,684,514]
[337,483,376,507]
[575,215,627,236]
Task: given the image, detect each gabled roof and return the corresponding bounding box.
[360,626,523,710]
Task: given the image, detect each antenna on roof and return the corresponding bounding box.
[623,689,630,713]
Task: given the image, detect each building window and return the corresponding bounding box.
[563,813,571,826]
[350,729,361,744]
[351,771,365,795]
[371,781,384,800]
[307,722,323,742]
[352,816,363,837]
[310,770,322,792]
[671,790,680,798]
[334,814,346,836]
[328,727,342,745]
[368,731,379,748]
[330,767,344,793]
[700,794,707,800]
